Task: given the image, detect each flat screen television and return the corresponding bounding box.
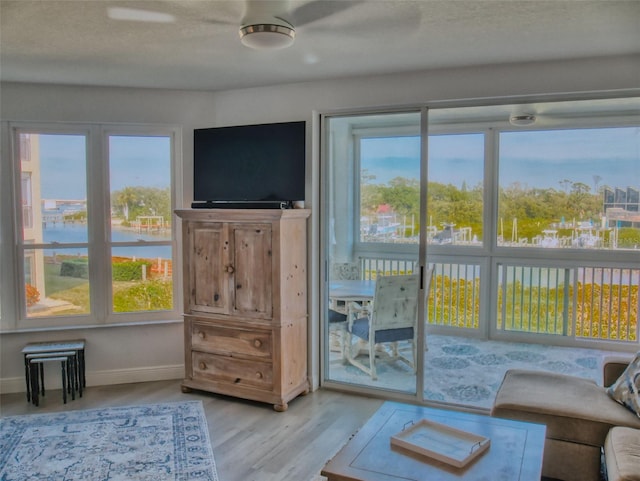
[193,121,305,208]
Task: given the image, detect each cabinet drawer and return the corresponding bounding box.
[191,322,272,359]
[192,351,273,389]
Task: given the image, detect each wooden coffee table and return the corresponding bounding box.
[322,401,546,481]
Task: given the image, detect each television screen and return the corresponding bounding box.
[193,121,305,205]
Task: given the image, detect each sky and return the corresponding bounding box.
[36,127,639,199]
[38,134,170,199]
[361,127,640,191]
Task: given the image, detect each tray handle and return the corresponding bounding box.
[471,438,490,453]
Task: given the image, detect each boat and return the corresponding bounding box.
[433,223,456,244]
[572,223,603,248]
[539,230,559,248]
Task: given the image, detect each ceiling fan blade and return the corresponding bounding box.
[290,0,363,27]
[160,0,242,26]
[107,7,176,23]
[110,1,240,28]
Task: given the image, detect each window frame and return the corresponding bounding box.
[352,121,423,260]
[353,124,490,259]
[0,122,182,332]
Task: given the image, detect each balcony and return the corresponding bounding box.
[323,100,640,410]
[326,256,639,409]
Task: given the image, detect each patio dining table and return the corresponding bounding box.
[328,279,376,354]
[329,279,376,318]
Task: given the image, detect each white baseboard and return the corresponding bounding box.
[0,364,184,394]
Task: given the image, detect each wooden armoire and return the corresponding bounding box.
[176,208,310,411]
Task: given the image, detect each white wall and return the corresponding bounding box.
[1,54,639,395]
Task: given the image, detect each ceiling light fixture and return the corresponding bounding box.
[509,114,537,126]
[239,21,295,49]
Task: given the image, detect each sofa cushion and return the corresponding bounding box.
[492,369,640,447]
[607,352,640,418]
[605,426,640,481]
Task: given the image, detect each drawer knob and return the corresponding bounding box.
[199,362,207,370]
[253,339,262,348]
[198,331,205,339]
[255,372,263,379]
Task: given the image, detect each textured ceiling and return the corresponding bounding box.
[1,0,639,91]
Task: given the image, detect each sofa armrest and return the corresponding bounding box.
[603,356,634,387]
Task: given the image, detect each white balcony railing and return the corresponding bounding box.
[353,255,639,345]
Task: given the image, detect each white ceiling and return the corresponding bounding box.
[1,0,639,92]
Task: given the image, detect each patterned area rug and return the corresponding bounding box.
[424,335,611,409]
[329,334,616,409]
[0,401,219,481]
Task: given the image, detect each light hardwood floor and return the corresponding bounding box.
[0,380,383,481]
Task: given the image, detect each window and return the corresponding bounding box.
[359,135,420,244]
[1,124,179,330]
[358,132,485,247]
[498,127,640,250]
[427,133,484,246]
[108,135,173,314]
[20,132,88,319]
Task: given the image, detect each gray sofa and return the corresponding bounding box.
[491,357,640,481]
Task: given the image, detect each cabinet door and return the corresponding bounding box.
[231,223,272,318]
[188,222,230,314]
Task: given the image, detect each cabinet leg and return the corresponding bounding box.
[273,402,288,412]
[181,385,193,393]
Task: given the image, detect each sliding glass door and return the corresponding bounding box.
[321,97,639,408]
[322,110,426,395]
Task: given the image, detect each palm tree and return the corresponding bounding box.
[592,175,602,194]
[113,186,138,222]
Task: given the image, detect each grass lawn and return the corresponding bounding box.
[42,262,172,314]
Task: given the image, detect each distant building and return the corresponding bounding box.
[20,134,46,297]
[603,186,640,228]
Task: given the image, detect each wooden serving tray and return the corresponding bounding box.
[390,419,490,468]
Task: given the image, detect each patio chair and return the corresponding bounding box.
[329,261,362,314]
[344,270,432,380]
[330,261,361,282]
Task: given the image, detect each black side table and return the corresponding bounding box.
[22,340,86,404]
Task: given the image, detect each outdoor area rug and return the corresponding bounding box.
[0,401,219,481]
[330,334,617,409]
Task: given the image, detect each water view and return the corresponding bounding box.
[42,222,171,259]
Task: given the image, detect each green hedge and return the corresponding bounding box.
[60,259,89,278]
[60,259,155,281]
[112,260,153,281]
[113,279,173,312]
